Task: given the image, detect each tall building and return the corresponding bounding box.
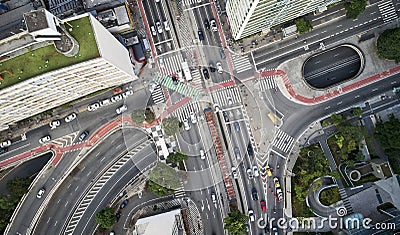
[226,0,341,40]
[0,9,135,130]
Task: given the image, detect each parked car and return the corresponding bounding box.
[49,120,61,129]
[204,19,210,30]
[234,147,240,160]
[227,97,233,105]
[265,165,273,177]
[151,25,157,36]
[116,105,128,114]
[200,149,205,160]
[100,98,111,106]
[210,19,218,31]
[234,121,240,131]
[198,29,204,41]
[0,140,11,148]
[202,68,210,79]
[216,62,223,73]
[247,143,254,157]
[122,90,134,98]
[120,199,129,209]
[116,211,122,221]
[222,111,229,122]
[211,192,217,204]
[39,135,51,144]
[272,227,278,235]
[260,200,267,212]
[79,131,89,141]
[156,21,163,34]
[87,102,100,111]
[190,112,197,124]
[247,168,253,179]
[232,167,238,179]
[209,63,216,72]
[164,21,170,31]
[248,209,255,222]
[65,113,77,123]
[36,188,46,199]
[183,119,191,131]
[0,147,8,155]
[273,177,280,188]
[253,165,259,177]
[111,94,123,103]
[251,188,259,200]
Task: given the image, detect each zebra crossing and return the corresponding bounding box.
[338,188,354,215]
[190,69,203,89]
[259,76,277,91]
[154,73,203,100]
[182,0,202,7]
[151,84,166,104]
[271,129,295,154]
[378,0,398,23]
[171,101,201,121]
[211,86,242,107]
[174,185,186,198]
[159,54,184,75]
[231,54,253,74]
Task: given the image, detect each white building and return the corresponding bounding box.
[133,209,185,235]
[0,9,135,130]
[226,0,341,40]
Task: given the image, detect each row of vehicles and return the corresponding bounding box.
[151,21,170,36]
[88,89,133,112]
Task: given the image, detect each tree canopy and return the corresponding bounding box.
[162,117,182,136]
[131,110,146,124]
[345,0,367,19]
[148,162,181,197]
[167,152,188,164]
[377,27,400,63]
[95,207,115,229]
[145,108,156,123]
[375,114,400,157]
[223,210,248,235]
[295,18,313,34]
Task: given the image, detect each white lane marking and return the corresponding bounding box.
[324,106,331,110]
[54,221,58,227]
[96,152,100,157]
[57,199,61,204]
[100,157,105,162]
[86,171,92,177]
[65,201,69,207]
[67,184,71,189]
[75,186,79,192]
[47,217,51,224]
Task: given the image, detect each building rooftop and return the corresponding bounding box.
[24,9,49,32]
[134,209,183,235]
[0,15,99,90]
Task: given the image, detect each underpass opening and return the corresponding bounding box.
[302,44,364,89]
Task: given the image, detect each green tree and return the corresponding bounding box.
[375,114,400,157]
[377,27,400,63]
[148,162,181,197]
[330,113,346,127]
[295,17,313,34]
[162,117,182,136]
[148,181,175,197]
[224,210,248,235]
[145,108,156,123]
[345,0,367,19]
[131,110,146,124]
[352,107,363,117]
[6,177,31,199]
[167,152,188,164]
[95,207,115,229]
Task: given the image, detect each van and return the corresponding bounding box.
[142,38,151,52]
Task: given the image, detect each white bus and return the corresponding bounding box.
[181,61,192,82]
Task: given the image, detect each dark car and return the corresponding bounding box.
[222,111,229,122]
[120,199,129,209]
[171,75,179,85]
[202,68,210,79]
[247,143,254,157]
[116,211,122,221]
[209,63,216,72]
[204,19,210,30]
[234,121,240,131]
[79,131,89,141]
[0,147,8,155]
[251,188,258,200]
[198,29,204,41]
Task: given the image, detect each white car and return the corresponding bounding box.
[36,188,46,199]
[210,19,218,32]
[253,165,259,177]
[149,82,159,93]
[164,21,170,31]
[183,119,191,131]
[227,97,233,105]
[232,167,238,179]
[151,25,157,36]
[156,21,163,34]
[39,135,51,144]
[0,140,11,148]
[211,192,217,204]
[190,112,197,124]
[200,149,205,160]
[116,104,128,114]
[64,113,77,123]
[122,90,134,98]
[216,62,223,73]
[111,94,123,103]
[49,120,60,129]
[100,98,111,106]
[247,168,254,179]
[87,102,100,111]
[248,209,255,222]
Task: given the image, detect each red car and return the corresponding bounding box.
[260,200,267,212]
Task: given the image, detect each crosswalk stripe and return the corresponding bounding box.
[182,0,202,7]
[271,129,294,153]
[378,1,398,23]
[211,86,241,107]
[231,54,253,73]
[151,85,165,104]
[172,101,201,121]
[259,76,277,91]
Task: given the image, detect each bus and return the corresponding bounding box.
[181,61,192,82]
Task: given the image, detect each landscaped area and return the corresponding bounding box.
[0,16,99,90]
[319,187,341,206]
[292,143,334,217]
